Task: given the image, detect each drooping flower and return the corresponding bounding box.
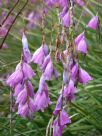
[53,118,63,136]
[17,103,29,118]
[14,83,23,97]
[63,79,76,101]
[7,69,23,88]
[53,94,62,115]
[27,80,35,98]
[41,54,51,71]
[77,38,88,54]
[79,68,93,84]
[87,16,99,30]
[53,110,71,136]
[17,81,36,118]
[71,63,79,81]
[75,32,84,45]
[43,55,58,80]
[32,43,48,66]
[17,98,36,118]
[43,58,54,80]
[59,110,71,126]
[16,87,27,105]
[75,32,88,54]
[38,75,46,92]
[22,33,31,63]
[22,62,36,79]
[61,10,71,27]
[34,82,51,111]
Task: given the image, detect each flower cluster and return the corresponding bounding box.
[44,0,99,136]
[7,33,36,118]
[6,0,100,135]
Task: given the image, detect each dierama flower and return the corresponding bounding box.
[17,98,36,118]
[53,94,62,115]
[53,118,63,136]
[41,54,51,71]
[75,32,84,45]
[14,83,23,97]
[53,110,71,136]
[7,59,35,88]
[43,58,54,80]
[43,54,58,80]
[77,38,88,54]
[34,82,51,111]
[71,63,79,81]
[59,110,71,126]
[87,16,99,30]
[17,81,36,118]
[63,79,76,101]
[22,62,36,79]
[22,33,31,63]
[32,43,48,66]
[61,10,71,27]
[7,68,23,88]
[16,87,27,105]
[75,32,88,54]
[79,68,93,84]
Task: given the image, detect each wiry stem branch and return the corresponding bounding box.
[0,0,28,49]
[1,0,20,26]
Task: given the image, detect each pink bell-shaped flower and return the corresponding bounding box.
[79,68,93,84]
[87,16,99,30]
